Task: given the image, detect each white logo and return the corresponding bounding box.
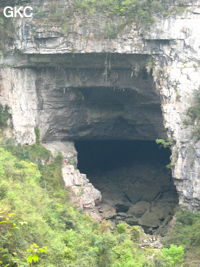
[3,6,33,18]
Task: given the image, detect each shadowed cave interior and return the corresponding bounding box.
[76,140,178,233]
[36,54,179,233]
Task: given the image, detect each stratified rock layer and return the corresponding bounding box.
[0,0,200,211]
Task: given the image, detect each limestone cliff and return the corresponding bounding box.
[1,0,200,214]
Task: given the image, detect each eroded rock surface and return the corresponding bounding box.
[62,164,102,220]
[43,141,102,219]
[1,0,200,212]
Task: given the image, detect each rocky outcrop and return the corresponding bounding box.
[62,164,102,220]
[0,68,38,144]
[43,141,102,218]
[150,4,200,210]
[88,161,177,233]
[1,0,200,211]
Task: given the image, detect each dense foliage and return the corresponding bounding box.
[73,0,171,25]
[35,0,185,38]
[72,0,178,37]
[164,208,200,266]
[155,138,173,149]
[0,141,185,267]
[0,105,192,266]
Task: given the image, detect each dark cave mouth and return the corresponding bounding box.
[75,140,178,233]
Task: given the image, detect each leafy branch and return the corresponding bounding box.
[156,138,174,149]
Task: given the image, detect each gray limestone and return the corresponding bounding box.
[1,0,200,212]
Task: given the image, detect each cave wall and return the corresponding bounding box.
[0,55,165,142]
[33,55,165,142]
[1,0,200,210]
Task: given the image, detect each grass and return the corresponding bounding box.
[0,138,186,266]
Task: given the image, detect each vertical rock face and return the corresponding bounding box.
[1,1,200,211]
[149,4,200,209]
[0,68,38,144]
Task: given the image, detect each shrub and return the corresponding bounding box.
[0,17,14,53]
[156,138,174,149]
[0,144,163,266]
[161,245,184,266]
[164,208,200,250]
[155,245,184,267]
[4,141,51,164]
[39,0,185,40]
[34,127,40,145]
[0,105,11,128]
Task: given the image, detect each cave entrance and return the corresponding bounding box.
[75,140,178,233]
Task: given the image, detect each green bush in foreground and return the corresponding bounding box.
[0,143,186,266]
[165,208,200,249]
[163,208,200,266]
[155,245,184,267]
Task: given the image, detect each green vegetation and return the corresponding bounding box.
[0,104,190,266]
[0,0,186,53]
[155,138,174,169]
[155,244,185,267]
[34,127,41,145]
[73,0,169,25]
[72,0,185,39]
[166,162,175,170]
[187,92,200,122]
[164,208,200,266]
[0,17,14,54]
[185,91,200,139]
[0,105,11,128]
[36,0,185,39]
[0,137,186,266]
[156,138,174,149]
[4,140,51,164]
[26,243,48,265]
